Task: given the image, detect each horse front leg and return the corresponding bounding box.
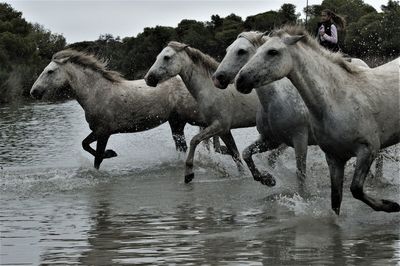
[94,135,111,169]
[325,153,346,215]
[292,130,309,191]
[350,145,400,212]
[168,119,188,152]
[212,136,229,154]
[185,122,223,183]
[82,132,97,157]
[374,153,384,179]
[267,143,287,169]
[242,137,279,186]
[220,132,244,172]
[82,132,117,160]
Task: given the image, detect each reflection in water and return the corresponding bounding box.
[0,101,399,265]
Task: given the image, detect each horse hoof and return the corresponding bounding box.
[382,200,400,212]
[104,149,117,159]
[333,207,341,215]
[260,175,276,187]
[185,173,195,184]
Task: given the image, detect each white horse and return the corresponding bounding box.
[30,49,212,169]
[213,31,316,187]
[212,31,383,187]
[145,42,260,183]
[236,25,400,214]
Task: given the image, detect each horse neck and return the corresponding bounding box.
[66,64,110,108]
[287,45,349,120]
[254,78,284,106]
[178,59,216,101]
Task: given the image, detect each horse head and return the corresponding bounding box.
[212,32,264,90]
[145,42,188,87]
[235,34,304,94]
[30,57,70,99]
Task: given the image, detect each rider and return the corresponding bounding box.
[316,9,346,52]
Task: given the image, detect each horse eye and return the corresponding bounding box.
[47,69,55,74]
[267,50,279,56]
[164,55,171,61]
[237,49,247,56]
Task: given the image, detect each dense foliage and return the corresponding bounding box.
[0,1,398,103]
[0,3,66,103]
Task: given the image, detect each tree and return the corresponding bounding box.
[0,3,66,103]
[278,4,298,25]
[345,0,400,62]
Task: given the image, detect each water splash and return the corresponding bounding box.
[276,193,332,217]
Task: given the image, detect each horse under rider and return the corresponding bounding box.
[316,9,346,52]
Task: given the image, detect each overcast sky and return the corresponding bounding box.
[4,0,385,44]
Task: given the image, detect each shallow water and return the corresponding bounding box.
[1,101,399,265]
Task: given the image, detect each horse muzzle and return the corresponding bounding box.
[212,72,229,90]
[235,73,253,94]
[30,87,45,99]
[144,73,159,87]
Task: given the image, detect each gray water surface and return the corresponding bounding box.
[1,101,399,265]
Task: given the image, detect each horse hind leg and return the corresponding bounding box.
[242,137,279,186]
[350,145,400,213]
[168,120,187,152]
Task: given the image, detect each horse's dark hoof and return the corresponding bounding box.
[260,174,276,187]
[185,173,195,184]
[382,200,400,212]
[103,149,117,159]
[333,207,341,215]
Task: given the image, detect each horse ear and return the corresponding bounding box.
[283,35,305,45]
[53,57,69,64]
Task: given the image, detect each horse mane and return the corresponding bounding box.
[271,25,360,74]
[237,31,265,47]
[52,49,124,83]
[168,41,219,76]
